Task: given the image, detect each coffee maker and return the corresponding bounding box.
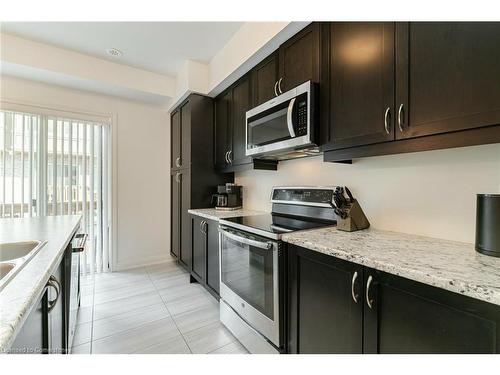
[212,183,243,210]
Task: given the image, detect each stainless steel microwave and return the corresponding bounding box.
[245,80,318,159]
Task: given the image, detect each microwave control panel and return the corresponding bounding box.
[295,95,308,136]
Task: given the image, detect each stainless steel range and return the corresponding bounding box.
[218,186,338,354]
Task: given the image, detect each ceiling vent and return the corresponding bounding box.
[106,48,123,57]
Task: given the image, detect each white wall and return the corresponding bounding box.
[1,75,170,270]
[236,144,500,243]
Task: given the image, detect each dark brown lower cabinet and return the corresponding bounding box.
[190,215,220,299]
[192,216,206,281]
[363,269,500,354]
[9,245,72,354]
[287,244,500,354]
[206,219,220,295]
[10,290,48,354]
[48,260,66,354]
[287,245,363,353]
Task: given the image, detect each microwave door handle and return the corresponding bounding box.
[219,228,273,250]
[287,97,296,138]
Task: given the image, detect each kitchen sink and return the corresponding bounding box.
[0,240,44,262]
[0,263,15,278]
[0,240,47,291]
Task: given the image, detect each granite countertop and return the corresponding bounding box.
[0,215,81,352]
[188,208,264,221]
[282,227,500,307]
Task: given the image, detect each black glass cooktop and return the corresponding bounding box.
[223,214,334,236]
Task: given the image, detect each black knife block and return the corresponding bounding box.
[337,200,370,232]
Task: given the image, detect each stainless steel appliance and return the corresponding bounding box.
[212,183,243,210]
[246,81,319,160]
[218,186,338,353]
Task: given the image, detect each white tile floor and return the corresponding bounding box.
[71,256,248,354]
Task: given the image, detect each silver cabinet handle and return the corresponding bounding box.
[175,172,181,183]
[73,233,87,253]
[384,107,391,135]
[199,220,204,233]
[228,150,232,164]
[203,220,208,235]
[224,150,230,164]
[398,103,404,132]
[351,271,359,303]
[286,98,296,138]
[47,275,61,313]
[175,156,182,168]
[366,275,374,309]
[274,81,279,97]
[278,77,283,94]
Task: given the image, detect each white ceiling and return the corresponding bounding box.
[0,22,244,76]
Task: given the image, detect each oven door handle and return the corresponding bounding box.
[219,228,273,250]
[286,97,296,138]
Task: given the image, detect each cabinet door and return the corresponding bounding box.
[171,110,181,170]
[192,216,206,281]
[206,219,220,295]
[252,52,279,106]
[326,22,395,150]
[278,23,321,92]
[48,262,65,354]
[287,245,363,354]
[363,269,500,354]
[170,171,181,258]
[215,90,232,169]
[396,22,500,140]
[179,170,192,270]
[180,101,191,169]
[231,75,253,166]
[9,291,48,354]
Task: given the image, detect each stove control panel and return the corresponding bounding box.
[271,187,337,207]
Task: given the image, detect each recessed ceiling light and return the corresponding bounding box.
[106,48,123,57]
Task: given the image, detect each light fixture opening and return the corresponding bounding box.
[106,48,123,57]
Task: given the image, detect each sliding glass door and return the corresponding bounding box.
[0,109,111,273]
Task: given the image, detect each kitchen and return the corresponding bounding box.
[1,1,500,372]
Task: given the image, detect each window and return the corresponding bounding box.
[0,109,111,273]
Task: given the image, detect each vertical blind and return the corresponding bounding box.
[0,109,111,274]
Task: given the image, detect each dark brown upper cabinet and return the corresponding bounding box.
[231,74,253,166]
[323,22,500,161]
[395,22,500,139]
[170,110,181,169]
[215,74,276,172]
[170,102,191,170]
[323,22,395,150]
[214,89,232,170]
[252,52,279,107]
[278,22,321,92]
[250,23,321,105]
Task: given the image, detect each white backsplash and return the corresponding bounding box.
[235,143,500,243]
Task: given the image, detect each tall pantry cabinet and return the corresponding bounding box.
[170,94,232,270]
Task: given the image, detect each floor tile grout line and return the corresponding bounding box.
[145,262,194,354]
[147,264,239,354]
[87,268,177,347]
[90,314,174,346]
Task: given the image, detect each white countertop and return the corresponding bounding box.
[282,226,500,307]
[0,215,81,352]
[188,208,264,221]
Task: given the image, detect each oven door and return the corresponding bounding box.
[246,80,314,157]
[219,225,280,346]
